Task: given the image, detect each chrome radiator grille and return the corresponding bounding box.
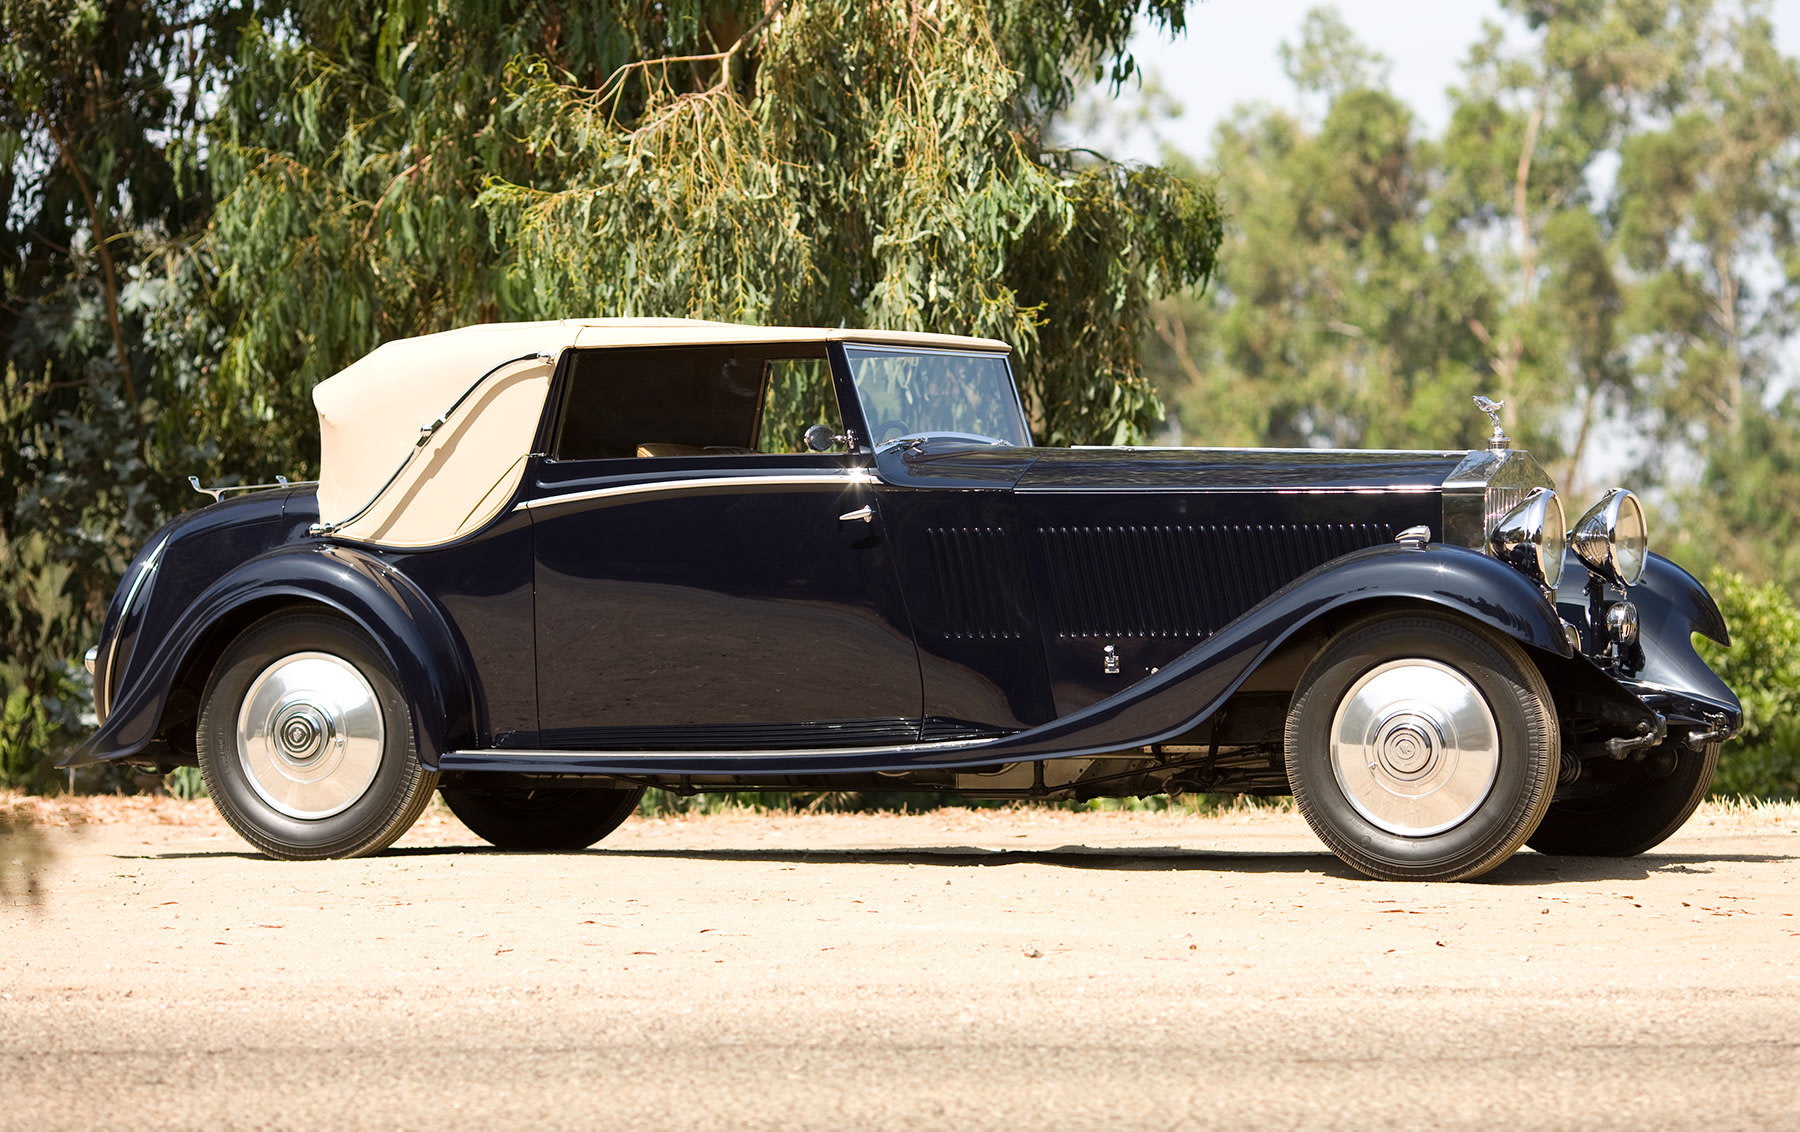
[1484,484,1526,537]
[1038,523,1393,639]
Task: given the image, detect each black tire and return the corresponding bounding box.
[1526,739,1719,856]
[441,785,644,850]
[196,610,438,860]
[1285,613,1560,881]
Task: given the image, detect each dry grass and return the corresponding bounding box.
[1,789,1793,834]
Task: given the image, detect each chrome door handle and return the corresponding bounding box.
[839,505,874,523]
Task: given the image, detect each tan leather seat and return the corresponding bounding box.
[636,442,706,457]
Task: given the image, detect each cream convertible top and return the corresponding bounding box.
[311,318,1010,547]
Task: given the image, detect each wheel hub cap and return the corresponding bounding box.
[237,652,384,820]
[1330,659,1499,837]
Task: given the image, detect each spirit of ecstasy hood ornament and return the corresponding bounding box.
[1473,396,1511,451]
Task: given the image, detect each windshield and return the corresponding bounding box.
[844,346,1031,449]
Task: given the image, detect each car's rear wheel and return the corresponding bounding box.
[1526,739,1718,857]
[1284,612,1560,881]
[440,785,644,850]
[197,610,437,859]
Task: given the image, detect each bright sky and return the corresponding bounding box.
[1084,0,1800,163]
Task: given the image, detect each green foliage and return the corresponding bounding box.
[1666,399,1800,593]
[1695,570,1800,798]
[2,0,243,786]
[203,0,1218,452]
[1146,72,1500,451]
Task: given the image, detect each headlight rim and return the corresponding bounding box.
[1488,486,1566,589]
[1571,487,1648,588]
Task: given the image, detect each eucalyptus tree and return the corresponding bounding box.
[206,0,1221,452]
[1145,10,1501,452]
[1,0,242,783]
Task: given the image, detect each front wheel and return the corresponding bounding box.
[1284,613,1560,881]
[441,785,644,850]
[197,610,438,860]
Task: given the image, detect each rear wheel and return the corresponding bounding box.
[441,785,644,850]
[197,610,437,859]
[1285,613,1560,881]
[1526,739,1718,857]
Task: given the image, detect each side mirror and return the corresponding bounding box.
[804,424,845,453]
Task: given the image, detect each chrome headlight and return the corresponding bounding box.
[1571,488,1648,587]
[1488,487,1566,588]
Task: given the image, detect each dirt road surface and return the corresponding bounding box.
[2,796,1797,1131]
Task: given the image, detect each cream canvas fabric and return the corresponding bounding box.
[311,318,1008,548]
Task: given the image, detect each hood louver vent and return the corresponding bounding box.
[1039,524,1394,639]
[926,526,1031,639]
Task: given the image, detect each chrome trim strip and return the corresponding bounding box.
[517,470,877,512]
[1015,485,1440,495]
[442,736,995,763]
[1069,446,1465,456]
[187,475,318,503]
[98,532,170,723]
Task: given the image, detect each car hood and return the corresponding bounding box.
[1014,446,1471,492]
[879,443,1470,494]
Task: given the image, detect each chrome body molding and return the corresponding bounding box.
[188,474,317,503]
[97,530,171,723]
[1014,484,1440,495]
[518,469,878,513]
[436,736,999,776]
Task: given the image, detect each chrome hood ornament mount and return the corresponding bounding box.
[1473,396,1510,451]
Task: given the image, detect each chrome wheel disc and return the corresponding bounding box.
[236,652,385,820]
[1329,659,1499,837]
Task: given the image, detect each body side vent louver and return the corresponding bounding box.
[926,527,1030,639]
[1039,524,1394,639]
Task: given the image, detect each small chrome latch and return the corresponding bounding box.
[839,505,874,523]
[1395,524,1431,548]
[1103,644,1120,675]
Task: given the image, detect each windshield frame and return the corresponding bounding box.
[841,344,1033,452]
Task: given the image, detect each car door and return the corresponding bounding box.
[525,344,924,750]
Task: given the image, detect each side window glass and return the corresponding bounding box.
[554,347,760,459]
[755,358,844,454]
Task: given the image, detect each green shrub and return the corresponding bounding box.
[1695,569,1800,799]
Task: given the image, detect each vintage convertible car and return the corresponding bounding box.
[72,319,1741,880]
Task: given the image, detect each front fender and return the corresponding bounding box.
[1552,551,1741,729]
[969,542,1571,762]
[65,545,476,770]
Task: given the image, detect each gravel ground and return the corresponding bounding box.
[2,795,1797,1130]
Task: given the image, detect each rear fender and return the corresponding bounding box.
[65,545,475,769]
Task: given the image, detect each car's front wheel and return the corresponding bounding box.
[197,610,438,860]
[440,785,644,850]
[1284,612,1560,881]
